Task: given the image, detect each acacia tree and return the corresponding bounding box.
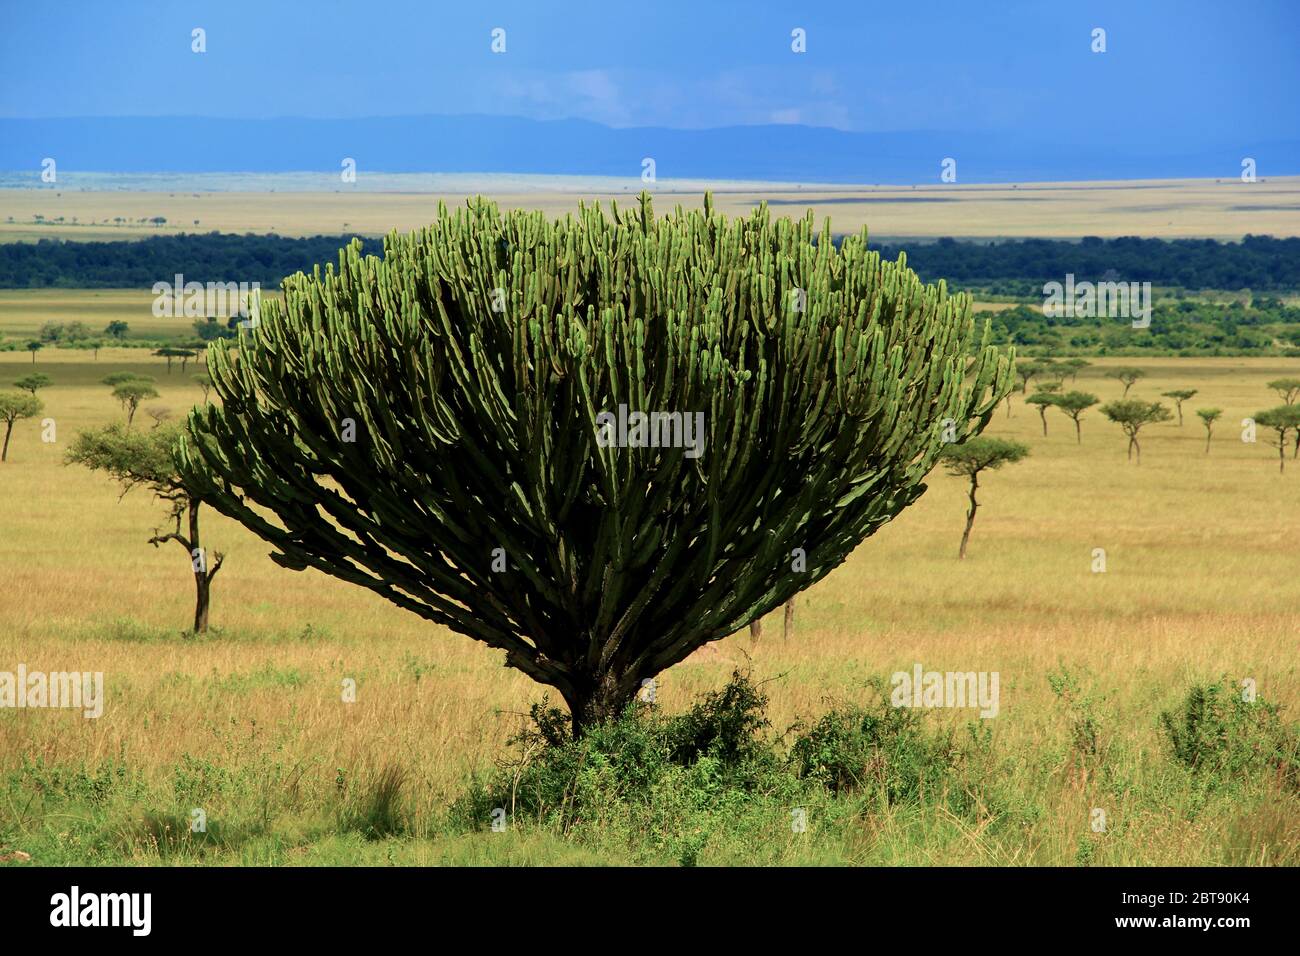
[1265,377,1300,405]
[154,348,196,374]
[1161,389,1197,426]
[66,422,224,632]
[103,371,153,388]
[0,391,43,462]
[938,437,1029,559]
[1265,378,1300,458]
[178,195,1014,733]
[1025,391,1058,436]
[113,380,159,428]
[25,341,42,364]
[1062,358,1090,382]
[1196,407,1222,454]
[1101,399,1172,463]
[1053,391,1099,444]
[146,406,173,428]
[1253,406,1300,473]
[1107,367,1145,396]
[13,373,52,396]
[1016,359,1056,394]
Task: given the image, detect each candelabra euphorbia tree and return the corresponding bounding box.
[179,194,1014,733]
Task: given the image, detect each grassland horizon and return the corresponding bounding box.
[4,174,1299,243]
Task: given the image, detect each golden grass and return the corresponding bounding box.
[0,288,280,342]
[1,343,1298,865]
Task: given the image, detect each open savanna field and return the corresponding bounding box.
[2,302,1297,865]
[3,174,1299,243]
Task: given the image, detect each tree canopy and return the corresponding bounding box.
[179,195,1014,731]
[0,391,44,461]
[938,436,1030,478]
[938,436,1030,559]
[67,421,226,631]
[112,380,159,427]
[13,373,52,395]
[1101,399,1172,462]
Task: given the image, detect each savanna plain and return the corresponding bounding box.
[0,192,1297,866]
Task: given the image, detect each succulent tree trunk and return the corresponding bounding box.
[562,670,637,737]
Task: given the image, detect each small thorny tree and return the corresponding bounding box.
[0,391,43,462]
[1053,391,1099,444]
[1253,406,1300,473]
[13,373,52,396]
[1025,391,1057,436]
[179,195,1014,734]
[1161,389,1197,427]
[938,436,1029,559]
[1265,377,1300,406]
[113,380,159,428]
[67,422,225,633]
[1107,367,1145,397]
[1101,399,1172,463]
[1196,407,1222,454]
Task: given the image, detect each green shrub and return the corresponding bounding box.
[454,672,791,833]
[454,671,988,848]
[1047,665,1106,759]
[787,680,968,802]
[1160,679,1299,791]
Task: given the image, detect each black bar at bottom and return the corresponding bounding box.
[0,865,1287,943]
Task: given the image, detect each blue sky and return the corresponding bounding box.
[2,0,1297,150]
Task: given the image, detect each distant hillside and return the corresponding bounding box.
[3,115,1298,184]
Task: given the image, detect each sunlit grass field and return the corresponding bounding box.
[0,288,283,342]
[3,174,1298,242]
[1,315,1297,865]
